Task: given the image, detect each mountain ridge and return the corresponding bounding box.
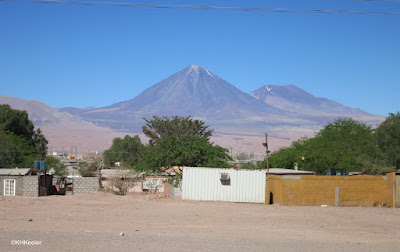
[0,65,385,154]
[250,84,383,124]
[78,65,306,132]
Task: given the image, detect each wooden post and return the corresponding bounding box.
[266,133,269,176]
[263,132,269,177]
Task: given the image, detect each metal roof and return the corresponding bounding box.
[0,168,32,176]
[267,168,315,175]
[180,167,315,175]
[100,169,144,179]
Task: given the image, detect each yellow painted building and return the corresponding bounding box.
[266,172,399,207]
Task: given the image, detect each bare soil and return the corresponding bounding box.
[1,192,399,251]
[41,124,314,157]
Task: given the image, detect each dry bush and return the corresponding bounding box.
[105,167,141,196]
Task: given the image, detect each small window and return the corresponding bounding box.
[220,173,230,181]
[4,179,15,196]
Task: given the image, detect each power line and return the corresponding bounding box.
[1,0,400,15]
[353,0,400,2]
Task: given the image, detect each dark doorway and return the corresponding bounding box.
[39,175,53,196]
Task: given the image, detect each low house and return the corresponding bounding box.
[1,168,32,196]
[0,168,53,197]
[100,169,144,193]
[100,169,177,195]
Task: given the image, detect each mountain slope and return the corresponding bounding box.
[250,85,384,124]
[57,107,96,117]
[0,95,133,153]
[79,65,307,131]
[1,67,386,155]
[0,95,82,126]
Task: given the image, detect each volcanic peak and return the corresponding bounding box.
[186,64,214,77]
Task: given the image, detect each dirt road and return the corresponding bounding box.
[1,192,399,251]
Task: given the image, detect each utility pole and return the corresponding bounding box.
[263,132,269,177]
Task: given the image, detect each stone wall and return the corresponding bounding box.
[73,177,99,195]
[23,176,39,197]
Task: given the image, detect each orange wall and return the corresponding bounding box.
[266,174,391,207]
[386,172,396,208]
[396,175,400,208]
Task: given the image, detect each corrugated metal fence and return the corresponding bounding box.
[182,167,266,203]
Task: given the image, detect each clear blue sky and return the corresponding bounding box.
[0,0,399,116]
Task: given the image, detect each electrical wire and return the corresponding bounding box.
[353,0,400,2]
[1,0,399,15]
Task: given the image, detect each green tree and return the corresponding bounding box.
[264,145,299,170]
[78,153,103,177]
[0,104,34,140]
[142,116,213,145]
[45,156,67,176]
[266,118,377,174]
[0,105,48,167]
[316,118,374,167]
[235,152,257,169]
[103,135,145,168]
[32,128,48,159]
[0,130,36,168]
[139,135,232,171]
[375,112,400,170]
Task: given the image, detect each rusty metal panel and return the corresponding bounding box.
[182,167,266,203]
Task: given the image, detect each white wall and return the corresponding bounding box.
[182,167,266,203]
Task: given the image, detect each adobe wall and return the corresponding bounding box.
[101,177,172,195]
[266,175,388,207]
[395,174,400,208]
[386,172,396,207]
[101,180,142,193]
[265,175,283,204]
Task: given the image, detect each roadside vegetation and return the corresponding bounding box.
[103,116,232,173]
[102,114,400,175]
[261,114,400,174]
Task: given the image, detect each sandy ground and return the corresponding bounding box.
[1,192,399,251]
